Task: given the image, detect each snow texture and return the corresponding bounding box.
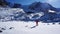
[0,21,60,34]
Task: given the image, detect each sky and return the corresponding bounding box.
[6,0,60,8]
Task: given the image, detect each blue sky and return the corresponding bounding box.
[6,0,60,8]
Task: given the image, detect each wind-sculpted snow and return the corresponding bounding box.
[0,8,44,22]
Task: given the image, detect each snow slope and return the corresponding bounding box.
[0,21,60,34]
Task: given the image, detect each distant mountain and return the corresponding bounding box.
[0,1,60,22]
[22,2,60,22]
[27,2,58,14]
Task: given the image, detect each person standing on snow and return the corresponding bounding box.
[35,20,39,26]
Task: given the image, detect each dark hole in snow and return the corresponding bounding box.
[1,28,6,30]
[52,23,55,25]
[9,27,14,29]
[0,30,2,33]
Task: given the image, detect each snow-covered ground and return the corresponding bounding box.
[0,21,60,34]
[0,8,60,34]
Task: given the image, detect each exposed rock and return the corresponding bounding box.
[0,0,9,7]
